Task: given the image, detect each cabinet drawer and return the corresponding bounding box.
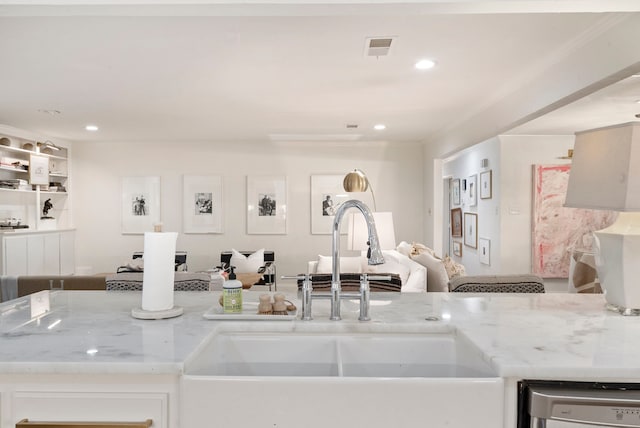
[10,392,167,428]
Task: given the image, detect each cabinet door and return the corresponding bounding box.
[26,234,45,275]
[11,391,167,428]
[4,235,28,276]
[59,230,75,275]
[43,233,61,275]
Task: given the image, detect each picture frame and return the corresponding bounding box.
[480,170,492,199]
[310,175,353,235]
[464,212,478,248]
[451,178,461,206]
[121,176,161,234]
[453,241,462,257]
[247,175,287,234]
[479,237,490,265]
[182,175,223,234]
[451,208,462,237]
[29,154,49,185]
[467,174,477,206]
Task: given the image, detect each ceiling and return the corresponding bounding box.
[1,1,640,155]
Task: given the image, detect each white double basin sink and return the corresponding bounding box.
[185,329,497,378]
[181,328,504,427]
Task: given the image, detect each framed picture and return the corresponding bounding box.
[29,154,49,185]
[182,175,223,234]
[451,178,461,206]
[480,170,492,199]
[451,208,462,237]
[453,241,462,257]
[479,238,490,265]
[121,176,161,234]
[247,175,287,234]
[467,174,477,206]
[464,212,477,248]
[310,175,352,235]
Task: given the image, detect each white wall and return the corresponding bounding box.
[442,138,501,275]
[71,140,424,279]
[499,135,573,286]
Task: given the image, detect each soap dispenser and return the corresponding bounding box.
[223,266,243,314]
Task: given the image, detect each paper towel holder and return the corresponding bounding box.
[132,305,184,320]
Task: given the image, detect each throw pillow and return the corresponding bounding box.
[230,248,265,273]
[410,251,449,292]
[316,255,363,274]
[443,255,466,279]
[396,241,413,257]
[411,242,436,257]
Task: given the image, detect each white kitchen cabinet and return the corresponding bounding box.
[3,235,28,276]
[0,125,71,232]
[0,230,75,276]
[0,374,177,428]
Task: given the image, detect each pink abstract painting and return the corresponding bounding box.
[532,164,617,278]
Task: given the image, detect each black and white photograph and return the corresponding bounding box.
[322,194,336,216]
[311,175,362,234]
[258,193,276,216]
[122,176,161,234]
[194,192,212,215]
[247,175,287,234]
[131,194,148,216]
[183,175,223,234]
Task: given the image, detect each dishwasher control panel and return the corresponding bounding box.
[518,380,640,428]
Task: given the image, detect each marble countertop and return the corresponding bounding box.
[0,290,638,380]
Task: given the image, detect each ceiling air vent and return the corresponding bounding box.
[365,37,396,57]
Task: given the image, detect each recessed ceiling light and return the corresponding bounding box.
[374,124,386,131]
[415,59,436,70]
[85,125,99,132]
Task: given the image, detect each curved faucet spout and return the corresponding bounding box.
[329,200,384,320]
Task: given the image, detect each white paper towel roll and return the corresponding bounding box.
[141,232,178,311]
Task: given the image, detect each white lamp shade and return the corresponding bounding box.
[565,122,640,211]
[347,211,396,251]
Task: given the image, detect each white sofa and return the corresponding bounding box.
[307,249,427,292]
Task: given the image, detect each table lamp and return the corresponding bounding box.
[347,211,396,252]
[564,121,640,315]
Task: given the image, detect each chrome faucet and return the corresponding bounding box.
[289,200,385,321]
[329,200,384,320]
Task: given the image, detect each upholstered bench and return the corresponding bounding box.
[105,272,211,291]
[448,274,545,293]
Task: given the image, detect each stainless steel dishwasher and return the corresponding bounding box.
[518,380,640,428]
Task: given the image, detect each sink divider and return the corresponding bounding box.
[335,338,344,377]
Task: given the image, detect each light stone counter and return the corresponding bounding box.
[0,290,636,381]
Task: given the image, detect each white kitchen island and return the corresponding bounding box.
[0,290,636,427]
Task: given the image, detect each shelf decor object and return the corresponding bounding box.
[182,175,223,234]
[29,154,49,185]
[565,121,640,315]
[246,175,287,234]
